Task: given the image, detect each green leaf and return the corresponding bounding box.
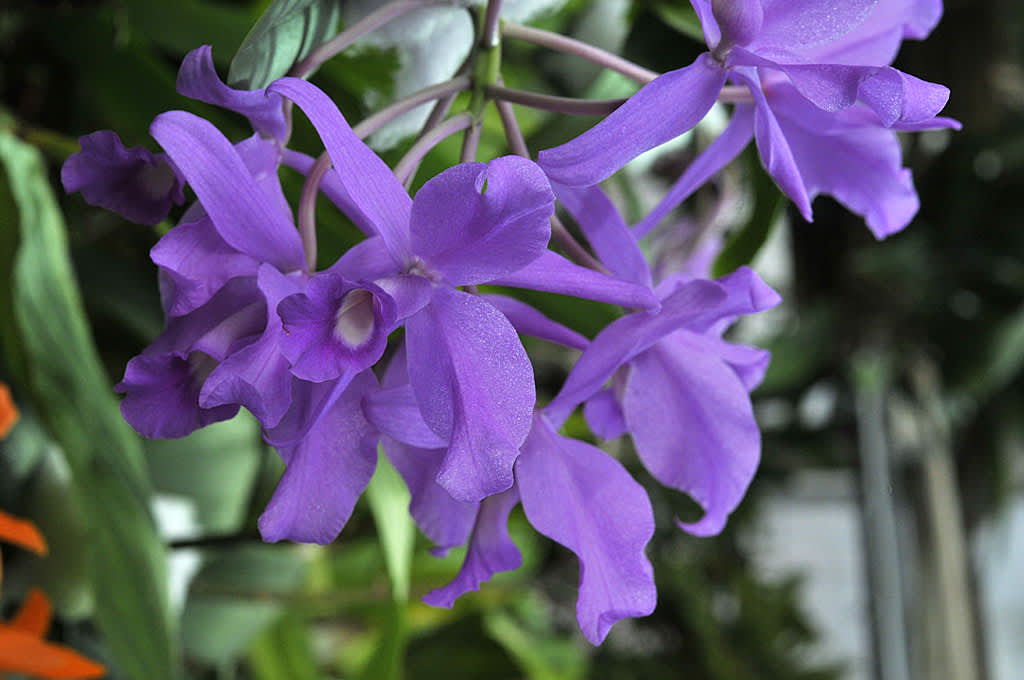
[228,0,341,89]
[0,131,179,679]
[146,412,263,535]
[365,449,414,603]
[248,613,320,680]
[120,0,253,66]
[484,610,588,680]
[183,545,307,666]
[652,2,707,43]
[713,148,785,277]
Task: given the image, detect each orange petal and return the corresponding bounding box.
[10,588,53,638]
[0,624,106,678]
[0,510,47,555]
[0,382,18,440]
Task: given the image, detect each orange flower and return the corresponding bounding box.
[0,382,17,439]
[0,505,105,677]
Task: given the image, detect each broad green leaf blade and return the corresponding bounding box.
[366,448,414,602]
[146,413,263,535]
[653,2,707,43]
[183,545,307,666]
[228,0,341,89]
[713,148,785,277]
[0,131,179,679]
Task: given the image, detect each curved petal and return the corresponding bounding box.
[802,0,940,65]
[411,157,554,285]
[117,351,239,439]
[489,251,659,310]
[0,624,106,678]
[689,0,721,49]
[481,294,589,350]
[281,149,376,236]
[176,45,288,140]
[268,77,413,265]
[632,105,755,239]
[61,130,183,225]
[583,388,628,440]
[199,265,304,428]
[624,336,760,536]
[383,437,477,554]
[406,287,534,502]
[150,216,259,317]
[769,84,920,237]
[538,54,727,187]
[150,111,305,272]
[753,0,877,51]
[364,384,448,449]
[545,278,727,426]
[517,414,656,644]
[553,184,651,287]
[258,371,379,544]
[422,486,521,607]
[733,70,813,221]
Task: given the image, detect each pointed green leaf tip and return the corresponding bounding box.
[228,0,341,89]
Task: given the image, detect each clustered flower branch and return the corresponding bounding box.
[61,0,958,645]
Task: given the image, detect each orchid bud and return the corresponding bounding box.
[711,0,763,48]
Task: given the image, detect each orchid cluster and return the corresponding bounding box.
[61,0,955,644]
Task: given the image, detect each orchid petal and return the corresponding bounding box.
[364,384,448,450]
[280,149,376,236]
[406,287,534,502]
[754,0,878,51]
[61,130,183,225]
[199,265,303,428]
[259,371,379,544]
[411,156,554,285]
[583,388,628,440]
[150,217,259,317]
[117,351,238,439]
[632,105,755,239]
[482,294,589,350]
[553,184,651,287]
[623,336,760,536]
[489,251,659,311]
[422,487,521,607]
[517,414,656,644]
[150,111,305,272]
[383,438,477,554]
[734,71,813,221]
[268,77,413,265]
[545,279,727,426]
[538,54,727,187]
[176,45,288,140]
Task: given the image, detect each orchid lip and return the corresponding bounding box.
[333,288,376,348]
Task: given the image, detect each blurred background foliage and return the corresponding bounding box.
[0,0,1017,678]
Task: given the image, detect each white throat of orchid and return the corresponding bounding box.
[334,289,376,348]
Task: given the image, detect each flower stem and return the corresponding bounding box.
[298,151,332,271]
[502,21,658,84]
[290,0,452,79]
[481,0,504,48]
[495,97,529,158]
[352,75,472,139]
[402,90,461,190]
[486,84,625,116]
[718,85,754,104]
[551,214,609,274]
[460,122,482,162]
[394,112,474,184]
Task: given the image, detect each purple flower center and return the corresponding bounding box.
[333,288,376,348]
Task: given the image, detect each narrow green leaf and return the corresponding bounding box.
[365,448,414,602]
[121,0,253,66]
[228,0,341,89]
[0,131,179,679]
[713,148,785,277]
[248,613,320,680]
[484,610,588,680]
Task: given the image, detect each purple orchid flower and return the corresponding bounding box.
[548,184,779,536]
[538,0,960,238]
[366,350,656,646]
[62,45,287,226]
[267,76,658,505]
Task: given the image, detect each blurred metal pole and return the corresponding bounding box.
[910,360,981,680]
[852,352,911,680]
